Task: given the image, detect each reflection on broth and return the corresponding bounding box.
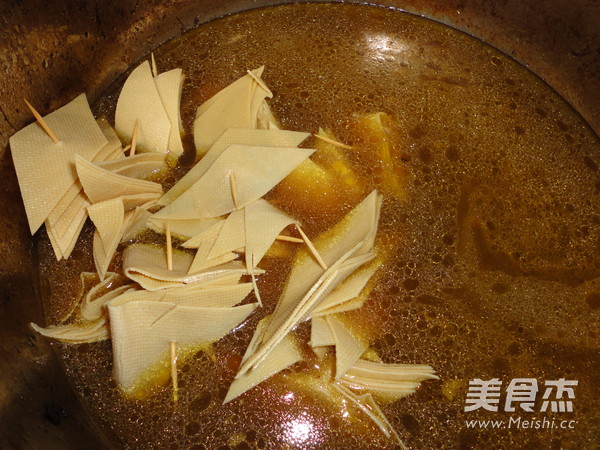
[35,3,599,448]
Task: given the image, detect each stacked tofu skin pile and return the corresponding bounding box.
[11,60,436,445]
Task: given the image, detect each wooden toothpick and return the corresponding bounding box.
[129,119,139,157]
[314,133,352,149]
[296,225,328,270]
[229,172,239,209]
[151,52,158,78]
[250,253,262,307]
[170,341,178,403]
[24,99,59,143]
[165,220,173,271]
[275,235,304,244]
[247,69,271,94]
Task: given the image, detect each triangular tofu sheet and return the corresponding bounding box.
[340,359,438,395]
[195,67,266,117]
[115,61,171,153]
[244,199,298,270]
[45,192,90,260]
[39,119,120,231]
[159,128,310,206]
[123,244,254,291]
[96,117,125,161]
[181,220,225,248]
[239,251,373,375]
[148,217,223,241]
[45,227,63,261]
[45,181,86,236]
[76,155,162,205]
[97,153,166,179]
[88,198,128,279]
[45,196,89,260]
[193,67,273,154]
[153,144,314,220]
[313,296,367,318]
[46,202,88,260]
[88,198,124,248]
[208,209,245,260]
[121,207,153,242]
[305,250,377,320]
[45,181,81,225]
[240,316,270,366]
[311,262,380,317]
[224,318,303,404]
[92,223,120,279]
[121,192,161,211]
[236,191,382,375]
[155,68,185,156]
[47,169,158,262]
[326,315,366,379]
[9,93,108,233]
[186,199,297,304]
[189,221,239,274]
[44,121,128,260]
[108,300,258,392]
[310,316,335,348]
[30,318,109,344]
[267,191,381,332]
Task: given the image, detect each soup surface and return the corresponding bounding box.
[38,3,600,448]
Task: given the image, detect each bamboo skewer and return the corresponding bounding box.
[229,172,239,209]
[296,225,328,270]
[24,99,60,143]
[247,69,270,94]
[170,341,178,403]
[314,133,352,149]
[151,52,158,78]
[250,253,262,307]
[129,119,139,156]
[275,235,304,244]
[165,220,173,271]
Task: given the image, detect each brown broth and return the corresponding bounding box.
[38,3,600,448]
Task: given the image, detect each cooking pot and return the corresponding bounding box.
[0,1,598,448]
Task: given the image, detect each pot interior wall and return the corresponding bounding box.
[0,1,598,447]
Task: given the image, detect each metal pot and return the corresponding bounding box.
[0,1,598,448]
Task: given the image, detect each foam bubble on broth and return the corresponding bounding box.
[38,3,600,448]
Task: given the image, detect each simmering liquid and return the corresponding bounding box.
[38,3,600,448]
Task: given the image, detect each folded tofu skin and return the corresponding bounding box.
[18,54,433,447]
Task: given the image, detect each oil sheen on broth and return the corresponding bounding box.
[37,3,600,449]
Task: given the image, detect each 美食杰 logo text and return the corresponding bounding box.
[463,378,578,430]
